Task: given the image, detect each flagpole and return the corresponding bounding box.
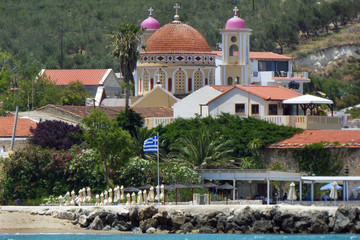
[157,132,160,205]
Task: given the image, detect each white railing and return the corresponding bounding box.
[260,115,341,130]
[251,71,309,83]
[144,117,175,129]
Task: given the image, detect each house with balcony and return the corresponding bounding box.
[172,85,341,130]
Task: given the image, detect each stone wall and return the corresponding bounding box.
[263,148,360,194]
[0,138,31,154]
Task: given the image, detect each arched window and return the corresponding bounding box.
[236,77,240,85]
[227,77,233,86]
[188,78,192,92]
[175,70,186,94]
[143,71,150,92]
[193,70,203,91]
[229,45,239,57]
[208,70,214,85]
[205,78,208,85]
[150,78,154,90]
[168,78,172,92]
[155,70,166,87]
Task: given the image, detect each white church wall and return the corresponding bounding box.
[215,55,222,85]
[173,86,222,118]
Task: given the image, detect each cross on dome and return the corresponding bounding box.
[148,7,154,16]
[233,6,239,16]
[174,3,180,15]
[172,3,181,23]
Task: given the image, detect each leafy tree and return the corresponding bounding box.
[107,24,145,110]
[132,126,155,158]
[115,108,143,136]
[61,81,90,106]
[169,127,233,169]
[82,108,133,188]
[30,120,84,150]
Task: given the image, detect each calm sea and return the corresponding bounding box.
[0,234,359,240]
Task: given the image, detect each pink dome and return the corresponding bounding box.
[141,15,161,30]
[225,15,246,29]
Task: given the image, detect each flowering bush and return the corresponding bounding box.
[0,145,106,202]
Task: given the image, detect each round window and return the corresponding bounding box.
[231,36,237,42]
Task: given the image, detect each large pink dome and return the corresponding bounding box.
[225,15,246,29]
[141,15,161,30]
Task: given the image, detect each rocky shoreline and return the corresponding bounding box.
[30,205,360,234]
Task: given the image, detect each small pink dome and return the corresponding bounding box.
[225,15,246,29]
[141,15,161,30]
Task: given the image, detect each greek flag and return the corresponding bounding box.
[143,136,158,153]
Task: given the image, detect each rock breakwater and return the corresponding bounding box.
[36,205,360,234]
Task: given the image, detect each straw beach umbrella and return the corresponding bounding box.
[138,183,153,191]
[288,182,297,203]
[330,182,339,201]
[218,182,234,205]
[184,183,203,204]
[202,182,218,204]
[170,183,185,205]
[124,186,140,193]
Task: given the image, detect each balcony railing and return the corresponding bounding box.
[262,115,342,130]
[251,71,309,82]
[144,117,175,129]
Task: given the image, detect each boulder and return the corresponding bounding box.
[90,216,104,230]
[252,220,274,233]
[146,227,156,234]
[180,222,194,233]
[153,210,171,226]
[172,215,187,231]
[281,217,295,233]
[139,206,158,220]
[199,226,217,233]
[78,215,90,227]
[334,212,350,233]
[115,220,132,231]
[139,218,158,233]
[118,209,130,220]
[132,227,143,234]
[104,213,117,225]
[87,210,107,221]
[58,211,75,220]
[294,220,309,233]
[129,207,140,222]
[309,219,329,234]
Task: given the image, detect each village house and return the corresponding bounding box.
[39,69,122,106]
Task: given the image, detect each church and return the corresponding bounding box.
[134,4,310,99]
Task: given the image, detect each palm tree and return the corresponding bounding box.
[170,128,233,169]
[107,24,145,110]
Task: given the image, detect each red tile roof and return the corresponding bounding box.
[41,69,110,86]
[0,116,37,138]
[209,85,234,93]
[37,105,173,120]
[250,52,292,61]
[211,51,292,60]
[268,130,360,148]
[146,23,212,54]
[236,85,302,101]
[208,85,301,104]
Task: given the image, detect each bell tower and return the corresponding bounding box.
[220,7,252,86]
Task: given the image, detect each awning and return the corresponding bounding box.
[283,95,333,104]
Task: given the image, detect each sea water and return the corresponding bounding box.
[0,234,359,240]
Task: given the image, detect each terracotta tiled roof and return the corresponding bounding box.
[37,105,173,120]
[250,52,292,60]
[146,23,212,54]
[235,85,302,101]
[41,69,110,86]
[207,85,301,104]
[209,85,234,93]
[0,116,37,138]
[210,51,292,60]
[273,77,311,81]
[268,130,360,148]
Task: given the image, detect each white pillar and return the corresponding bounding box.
[311,182,314,202]
[233,178,236,200]
[267,178,270,205]
[299,181,302,201]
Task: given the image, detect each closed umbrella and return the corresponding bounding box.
[148,186,155,202]
[137,190,143,205]
[217,182,234,205]
[288,182,297,203]
[330,182,339,201]
[202,182,218,205]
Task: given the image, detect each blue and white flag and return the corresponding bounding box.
[143,136,158,153]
